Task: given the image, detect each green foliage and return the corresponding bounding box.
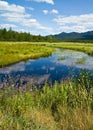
[0,28,57,42]
[0,74,93,129]
[0,42,93,66]
[0,42,54,66]
[76,57,86,64]
[47,42,93,56]
[75,70,93,92]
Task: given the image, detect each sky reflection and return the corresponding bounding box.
[0,49,93,86]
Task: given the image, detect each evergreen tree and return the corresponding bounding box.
[0,28,57,42]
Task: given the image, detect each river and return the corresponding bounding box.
[0,48,93,87]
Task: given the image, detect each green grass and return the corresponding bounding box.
[0,71,93,130]
[76,57,87,64]
[57,56,65,61]
[0,42,93,67]
[46,42,93,56]
[0,42,54,66]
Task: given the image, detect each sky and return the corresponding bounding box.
[0,0,93,35]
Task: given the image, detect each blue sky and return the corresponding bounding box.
[0,0,93,35]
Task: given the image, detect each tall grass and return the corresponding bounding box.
[0,71,93,130]
[47,42,93,56]
[0,42,54,66]
[0,42,93,66]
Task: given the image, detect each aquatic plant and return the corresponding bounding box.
[76,57,86,64]
[57,56,65,61]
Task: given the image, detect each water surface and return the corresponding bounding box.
[0,49,93,87]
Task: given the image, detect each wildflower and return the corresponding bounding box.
[30,88,33,92]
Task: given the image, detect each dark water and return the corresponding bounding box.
[0,49,93,87]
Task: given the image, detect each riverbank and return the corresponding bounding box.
[0,42,54,67]
[47,42,93,56]
[0,42,93,67]
[0,73,93,130]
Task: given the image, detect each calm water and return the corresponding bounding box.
[0,49,93,87]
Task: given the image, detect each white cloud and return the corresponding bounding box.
[43,10,49,15]
[50,9,59,14]
[1,12,31,20]
[26,7,34,11]
[0,1,25,13]
[53,14,93,32]
[0,24,17,29]
[43,9,59,15]
[30,0,54,5]
[0,0,52,35]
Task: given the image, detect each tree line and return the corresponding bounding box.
[0,28,57,42]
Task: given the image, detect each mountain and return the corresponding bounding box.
[51,31,93,41]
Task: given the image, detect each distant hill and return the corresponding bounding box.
[51,31,93,41]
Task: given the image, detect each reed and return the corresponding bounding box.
[0,42,54,67]
[47,42,93,56]
[0,71,93,130]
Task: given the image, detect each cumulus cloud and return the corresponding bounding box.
[53,14,93,32]
[0,0,52,35]
[0,1,25,13]
[43,9,59,15]
[29,0,54,5]
[50,9,59,14]
[1,12,31,21]
[43,10,49,15]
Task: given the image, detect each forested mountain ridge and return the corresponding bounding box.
[1,28,93,42]
[51,31,93,41]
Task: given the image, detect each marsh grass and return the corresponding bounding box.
[47,42,93,57]
[0,42,54,67]
[57,56,65,61]
[0,42,93,67]
[76,57,87,64]
[0,71,93,130]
